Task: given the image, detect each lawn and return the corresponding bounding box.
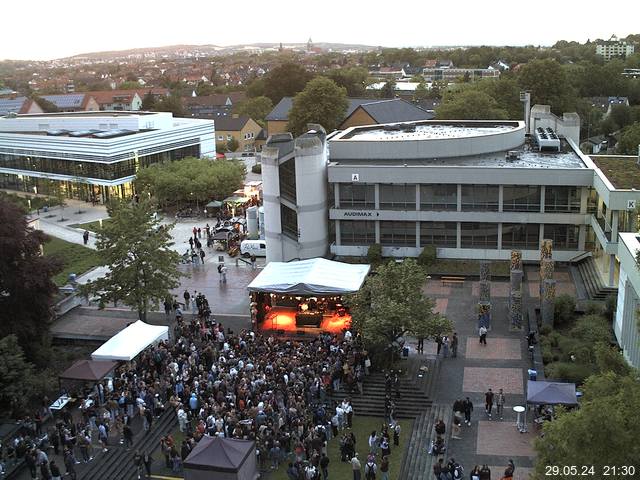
[43,237,101,286]
[269,416,413,479]
[69,218,112,233]
[0,191,59,212]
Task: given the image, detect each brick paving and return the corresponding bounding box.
[476,421,536,457]
[471,281,511,297]
[462,367,525,394]
[488,466,534,479]
[435,298,449,314]
[465,337,522,360]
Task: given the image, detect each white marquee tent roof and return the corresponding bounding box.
[247,258,370,295]
[91,321,169,361]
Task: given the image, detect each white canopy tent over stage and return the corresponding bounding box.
[91,320,169,361]
[247,258,371,295]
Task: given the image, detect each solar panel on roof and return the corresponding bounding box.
[68,130,100,137]
[46,129,69,136]
[92,129,134,139]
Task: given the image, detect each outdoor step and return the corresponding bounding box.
[399,410,428,480]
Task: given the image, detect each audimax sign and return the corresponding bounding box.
[342,211,380,217]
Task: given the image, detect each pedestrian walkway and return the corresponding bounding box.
[405,276,538,477]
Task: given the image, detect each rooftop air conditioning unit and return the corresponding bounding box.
[535,127,561,151]
[506,151,520,162]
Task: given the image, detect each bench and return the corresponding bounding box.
[441,276,465,286]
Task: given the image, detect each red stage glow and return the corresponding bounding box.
[260,308,351,334]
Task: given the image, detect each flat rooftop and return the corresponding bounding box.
[331,140,586,169]
[339,121,519,141]
[590,155,640,189]
[15,110,157,118]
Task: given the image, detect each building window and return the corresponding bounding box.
[420,222,457,248]
[544,186,580,213]
[380,221,416,246]
[226,135,232,141]
[461,185,499,211]
[544,224,579,250]
[340,221,376,245]
[338,184,375,208]
[420,184,457,211]
[217,135,223,141]
[502,223,540,249]
[279,158,296,202]
[502,186,541,212]
[380,184,416,210]
[281,204,298,239]
[461,223,498,248]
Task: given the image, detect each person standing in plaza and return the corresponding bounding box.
[451,415,462,439]
[250,254,257,270]
[320,452,330,479]
[496,388,506,420]
[351,453,362,480]
[485,389,494,419]
[83,230,89,245]
[462,397,473,426]
[442,336,449,358]
[183,290,190,310]
[451,333,459,358]
[479,325,487,345]
[416,336,424,354]
[436,335,443,355]
[221,264,228,283]
[479,465,491,480]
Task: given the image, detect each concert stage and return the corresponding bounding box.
[259,308,351,334]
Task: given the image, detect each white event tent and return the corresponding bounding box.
[91,320,169,361]
[247,258,370,295]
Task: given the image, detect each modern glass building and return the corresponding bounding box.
[0,111,215,201]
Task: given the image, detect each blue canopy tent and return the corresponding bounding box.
[526,380,578,405]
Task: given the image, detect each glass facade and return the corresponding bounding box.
[420,185,457,211]
[461,223,499,248]
[340,220,376,245]
[461,185,499,211]
[280,204,298,239]
[0,145,200,181]
[502,223,540,249]
[420,222,457,247]
[545,186,580,213]
[502,186,541,212]
[380,221,416,246]
[544,224,579,250]
[279,158,296,202]
[380,184,416,210]
[339,184,375,208]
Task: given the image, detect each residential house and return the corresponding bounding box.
[596,35,635,61]
[339,99,434,129]
[588,96,630,116]
[40,93,100,112]
[85,90,143,111]
[183,93,246,118]
[215,116,262,152]
[0,96,44,116]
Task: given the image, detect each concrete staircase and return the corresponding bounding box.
[576,256,617,300]
[327,358,438,419]
[398,403,452,480]
[77,408,177,480]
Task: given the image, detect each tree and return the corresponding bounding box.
[0,199,61,365]
[134,157,245,208]
[235,96,273,126]
[345,259,453,364]
[413,82,430,102]
[533,371,640,479]
[0,335,41,416]
[379,80,396,99]
[31,95,59,113]
[141,91,156,110]
[436,90,509,120]
[325,67,370,97]
[263,62,312,104]
[119,81,141,90]
[153,95,185,117]
[85,200,183,321]
[517,59,578,115]
[616,122,640,154]
[226,137,240,152]
[287,77,348,136]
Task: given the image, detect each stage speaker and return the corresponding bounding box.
[276,329,285,335]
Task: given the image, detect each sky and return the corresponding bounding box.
[2,0,638,60]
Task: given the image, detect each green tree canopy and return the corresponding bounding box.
[263,62,313,104]
[235,96,273,126]
[118,81,141,90]
[0,199,61,365]
[413,82,430,102]
[379,80,396,99]
[616,122,640,154]
[533,371,640,479]
[141,91,156,110]
[325,67,370,97]
[287,77,348,136]
[345,259,452,362]
[436,89,509,120]
[134,157,245,207]
[31,95,59,113]
[85,200,183,321]
[517,59,578,114]
[153,95,185,117]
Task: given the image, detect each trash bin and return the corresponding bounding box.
[402,347,409,357]
[68,273,77,284]
[528,369,537,381]
[43,205,49,212]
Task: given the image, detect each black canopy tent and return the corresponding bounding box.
[59,360,118,382]
[184,437,258,480]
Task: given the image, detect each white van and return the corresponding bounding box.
[240,239,266,257]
